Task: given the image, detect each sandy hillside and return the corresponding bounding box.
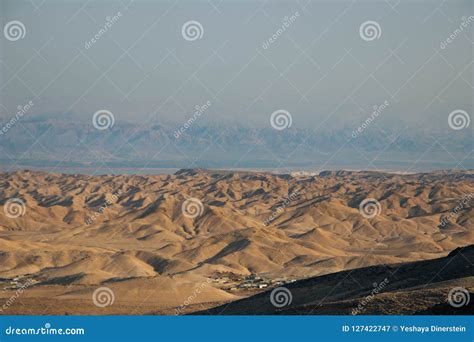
[0,169,472,314]
[196,245,474,315]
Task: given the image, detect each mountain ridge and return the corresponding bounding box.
[1,120,471,170]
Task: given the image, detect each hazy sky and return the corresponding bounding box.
[1,0,473,130]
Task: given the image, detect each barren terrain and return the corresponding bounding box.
[0,169,472,314]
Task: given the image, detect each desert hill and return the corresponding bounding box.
[0,169,472,314]
[195,245,474,315]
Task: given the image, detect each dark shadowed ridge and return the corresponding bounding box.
[193,245,474,315]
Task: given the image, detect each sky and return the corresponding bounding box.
[1,0,472,131]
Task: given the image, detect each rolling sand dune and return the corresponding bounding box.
[0,169,472,314]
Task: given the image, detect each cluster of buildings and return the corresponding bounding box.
[210,272,296,292]
[1,275,37,291]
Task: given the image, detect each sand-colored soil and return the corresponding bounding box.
[0,169,472,314]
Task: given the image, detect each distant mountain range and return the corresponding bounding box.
[0,119,472,171]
